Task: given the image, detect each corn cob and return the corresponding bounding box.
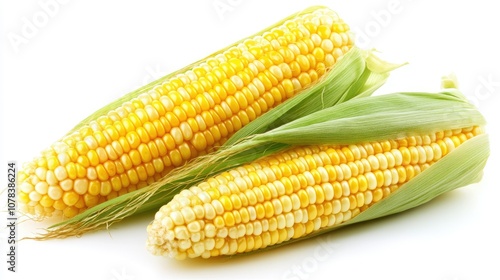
[146,126,483,259]
[18,6,354,218]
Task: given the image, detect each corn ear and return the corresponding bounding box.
[19,5,358,219]
[147,129,487,259]
[145,88,489,258]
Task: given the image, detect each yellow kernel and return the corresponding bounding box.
[137,143,152,163]
[47,186,63,200]
[214,216,225,228]
[39,195,54,208]
[52,199,66,210]
[111,176,122,191]
[63,207,79,218]
[88,181,100,196]
[73,179,89,195]
[136,165,148,181]
[100,181,112,196]
[46,156,59,171]
[255,204,266,219]
[84,194,99,207]
[62,191,79,206]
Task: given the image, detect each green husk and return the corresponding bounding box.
[38,47,399,239]
[251,89,484,145]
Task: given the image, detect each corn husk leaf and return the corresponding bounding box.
[39,46,399,239]
[252,89,485,145]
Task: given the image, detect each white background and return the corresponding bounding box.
[1,0,499,279]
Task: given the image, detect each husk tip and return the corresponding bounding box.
[441,73,459,89]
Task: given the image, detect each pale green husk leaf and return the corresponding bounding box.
[252,89,485,145]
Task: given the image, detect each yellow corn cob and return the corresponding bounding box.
[146,126,483,259]
[18,7,354,218]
